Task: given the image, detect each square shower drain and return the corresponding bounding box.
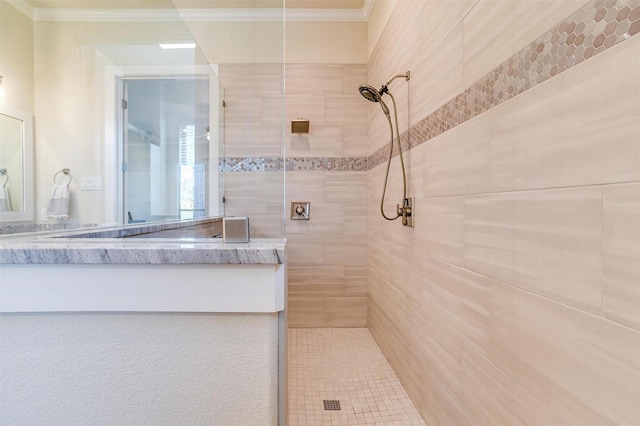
[323,400,341,411]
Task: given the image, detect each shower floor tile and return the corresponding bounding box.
[288,328,425,425]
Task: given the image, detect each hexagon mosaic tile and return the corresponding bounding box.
[368,0,640,169]
[220,157,368,172]
[222,0,640,173]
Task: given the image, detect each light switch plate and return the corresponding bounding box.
[80,177,103,191]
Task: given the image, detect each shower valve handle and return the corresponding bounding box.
[397,198,414,227]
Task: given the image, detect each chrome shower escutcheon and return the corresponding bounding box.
[397,198,414,228]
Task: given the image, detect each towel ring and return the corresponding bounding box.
[54,168,72,186]
[0,169,7,188]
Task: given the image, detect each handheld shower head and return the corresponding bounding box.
[359,84,390,116]
[358,70,412,226]
[359,84,381,102]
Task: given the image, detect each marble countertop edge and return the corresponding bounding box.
[0,218,286,265]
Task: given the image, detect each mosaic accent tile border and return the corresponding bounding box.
[368,0,640,169]
[286,157,367,172]
[221,157,368,172]
[221,157,284,172]
[222,0,638,174]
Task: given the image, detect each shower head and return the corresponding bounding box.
[359,84,381,102]
[359,71,411,226]
[359,84,390,116]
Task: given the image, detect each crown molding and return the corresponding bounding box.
[286,1,375,23]
[5,0,34,19]
[180,8,283,22]
[284,6,369,22]
[33,8,183,22]
[13,0,376,22]
[362,0,376,21]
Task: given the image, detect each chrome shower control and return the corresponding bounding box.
[290,201,310,220]
[397,198,414,227]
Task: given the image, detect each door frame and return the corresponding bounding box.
[104,64,220,225]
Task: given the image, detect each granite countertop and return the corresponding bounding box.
[0,218,286,265]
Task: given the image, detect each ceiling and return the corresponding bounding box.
[24,0,367,10]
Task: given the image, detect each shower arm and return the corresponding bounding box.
[379,71,411,95]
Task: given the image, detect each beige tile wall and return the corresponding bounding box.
[603,182,640,330]
[368,0,640,424]
[462,0,591,87]
[285,65,368,327]
[220,63,369,327]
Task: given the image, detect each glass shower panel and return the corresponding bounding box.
[15,0,226,226]
[179,1,285,237]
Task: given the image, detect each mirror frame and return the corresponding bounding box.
[0,104,34,222]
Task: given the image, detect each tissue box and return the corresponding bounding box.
[223,217,250,243]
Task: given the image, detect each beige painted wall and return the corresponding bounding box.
[286,22,367,64]
[0,1,34,113]
[182,20,285,64]
[367,0,640,424]
[367,0,396,58]
[183,20,366,64]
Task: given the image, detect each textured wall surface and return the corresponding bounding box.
[367,0,640,424]
[0,312,279,425]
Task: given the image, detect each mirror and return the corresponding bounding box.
[0,104,34,222]
[0,0,225,227]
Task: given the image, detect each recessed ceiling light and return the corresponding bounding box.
[159,43,196,50]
